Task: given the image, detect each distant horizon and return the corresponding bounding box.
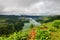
[0,14,59,16]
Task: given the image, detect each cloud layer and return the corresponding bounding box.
[0,0,60,15]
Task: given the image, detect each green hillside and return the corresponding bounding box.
[0,20,60,40]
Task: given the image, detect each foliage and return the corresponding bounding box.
[0,19,25,35]
[34,27,50,40]
[52,20,60,28]
[0,30,29,40]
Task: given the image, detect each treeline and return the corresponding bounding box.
[36,15,60,23]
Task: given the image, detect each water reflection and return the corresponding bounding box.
[23,18,41,30]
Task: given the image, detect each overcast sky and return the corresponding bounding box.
[0,0,60,15]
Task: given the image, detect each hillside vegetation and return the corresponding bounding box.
[0,15,60,40]
[0,20,60,40]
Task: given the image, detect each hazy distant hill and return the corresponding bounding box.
[0,15,60,20]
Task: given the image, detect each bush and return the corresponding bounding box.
[35,28,50,40]
[52,20,60,28]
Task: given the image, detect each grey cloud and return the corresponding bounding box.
[0,0,60,15]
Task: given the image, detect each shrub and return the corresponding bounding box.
[35,28,50,40]
[52,20,60,28]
